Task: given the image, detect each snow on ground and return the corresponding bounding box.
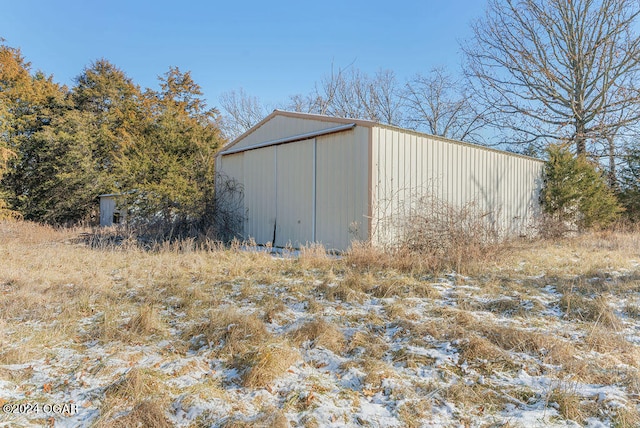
[2,235,640,427]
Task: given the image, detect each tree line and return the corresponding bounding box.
[0,44,223,231]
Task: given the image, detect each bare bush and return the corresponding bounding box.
[208,172,246,242]
[360,194,509,273]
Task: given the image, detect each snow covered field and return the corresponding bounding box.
[1,222,639,427]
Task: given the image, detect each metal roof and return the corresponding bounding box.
[218,110,543,163]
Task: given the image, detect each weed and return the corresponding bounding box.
[103,400,172,428]
[289,318,345,354]
[125,305,166,338]
[548,384,585,423]
[237,342,300,388]
[184,307,269,355]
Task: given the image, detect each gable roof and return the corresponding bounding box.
[219,110,376,154]
[218,110,542,163]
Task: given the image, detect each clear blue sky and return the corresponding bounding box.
[1,1,487,110]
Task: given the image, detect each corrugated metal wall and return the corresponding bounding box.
[229,115,350,151]
[216,124,370,250]
[371,126,543,246]
[243,147,277,244]
[315,127,369,250]
[217,113,544,250]
[274,139,315,247]
[215,152,246,237]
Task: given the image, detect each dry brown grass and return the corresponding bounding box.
[370,276,439,299]
[390,348,436,368]
[423,307,581,370]
[104,368,161,401]
[2,221,640,427]
[396,399,431,428]
[296,243,334,271]
[548,385,586,423]
[480,324,578,367]
[237,342,300,388]
[317,272,371,303]
[96,368,170,427]
[289,318,345,354]
[560,293,621,329]
[361,358,394,390]
[611,405,640,428]
[260,295,287,323]
[184,307,270,355]
[481,297,541,317]
[347,330,389,359]
[125,305,166,338]
[458,335,507,363]
[221,408,290,428]
[102,400,172,428]
[624,302,640,320]
[0,343,39,366]
[493,230,640,277]
[442,381,507,411]
[584,326,635,356]
[383,300,408,320]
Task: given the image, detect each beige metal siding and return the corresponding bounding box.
[229,115,350,151]
[217,112,543,251]
[315,127,369,251]
[371,126,543,245]
[274,139,315,247]
[217,123,370,251]
[243,147,277,244]
[219,152,244,182]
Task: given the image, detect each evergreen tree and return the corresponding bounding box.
[0,43,31,219]
[12,110,100,223]
[120,67,223,232]
[1,44,225,229]
[0,43,69,220]
[618,145,640,222]
[540,144,622,233]
[72,59,144,189]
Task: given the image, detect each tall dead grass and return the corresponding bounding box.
[96,368,170,427]
[184,307,269,355]
[349,196,511,274]
[2,220,640,427]
[238,342,300,388]
[289,318,345,354]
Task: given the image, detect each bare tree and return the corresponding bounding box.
[463,0,640,156]
[218,88,267,140]
[592,86,640,188]
[403,67,487,143]
[222,64,492,146]
[285,65,404,126]
[369,69,404,126]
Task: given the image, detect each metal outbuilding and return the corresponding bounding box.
[215,110,544,251]
[99,193,126,227]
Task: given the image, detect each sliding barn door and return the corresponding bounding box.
[274,139,315,248]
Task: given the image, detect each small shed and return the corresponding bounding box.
[99,193,126,226]
[215,110,544,251]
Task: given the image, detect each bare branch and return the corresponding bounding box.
[463,0,640,156]
[218,88,267,141]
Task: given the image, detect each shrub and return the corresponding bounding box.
[539,144,622,235]
[393,195,506,273]
[618,145,640,223]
